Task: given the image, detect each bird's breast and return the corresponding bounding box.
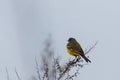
[66,48,80,56]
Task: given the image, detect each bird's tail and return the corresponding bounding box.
[82,55,91,63]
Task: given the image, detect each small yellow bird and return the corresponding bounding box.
[66,37,91,63]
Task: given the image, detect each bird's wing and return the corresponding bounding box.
[75,41,84,54]
[67,44,83,54]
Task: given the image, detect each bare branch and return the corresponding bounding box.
[35,57,41,80]
[5,67,9,80]
[85,41,98,55]
[42,66,49,80]
[58,58,80,80]
[65,67,80,80]
[15,68,22,80]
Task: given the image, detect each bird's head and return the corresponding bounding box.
[68,37,76,42]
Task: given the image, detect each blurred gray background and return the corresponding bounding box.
[0,0,120,80]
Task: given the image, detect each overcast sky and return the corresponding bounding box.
[0,0,120,80]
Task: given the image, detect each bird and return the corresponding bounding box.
[66,37,91,63]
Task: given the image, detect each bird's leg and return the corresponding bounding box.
[76,56,79,62]
[74,56,79,62]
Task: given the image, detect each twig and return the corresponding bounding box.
[52,58,57,80]
[67,67,80,80]
[58,59,78,80]
[35,57,41,80]
[5,67,9,80]
[15,68,22,80]
[85,41,98,55]
[42,66,49,80]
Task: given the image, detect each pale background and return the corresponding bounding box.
[0,0,120,80]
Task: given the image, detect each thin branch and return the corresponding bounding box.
[55,58,62,73]
[42,66,49,80]
[5,67,9,80]
[85,41,98,55]
[66,67,80,80]
[35,57,41,80]
[15,68,22,80]
[58,59,78,80]
[52,58,57,80]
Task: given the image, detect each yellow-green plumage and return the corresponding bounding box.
[66,38,91,63]
[66,40,81,56]
[66,48,80,56]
